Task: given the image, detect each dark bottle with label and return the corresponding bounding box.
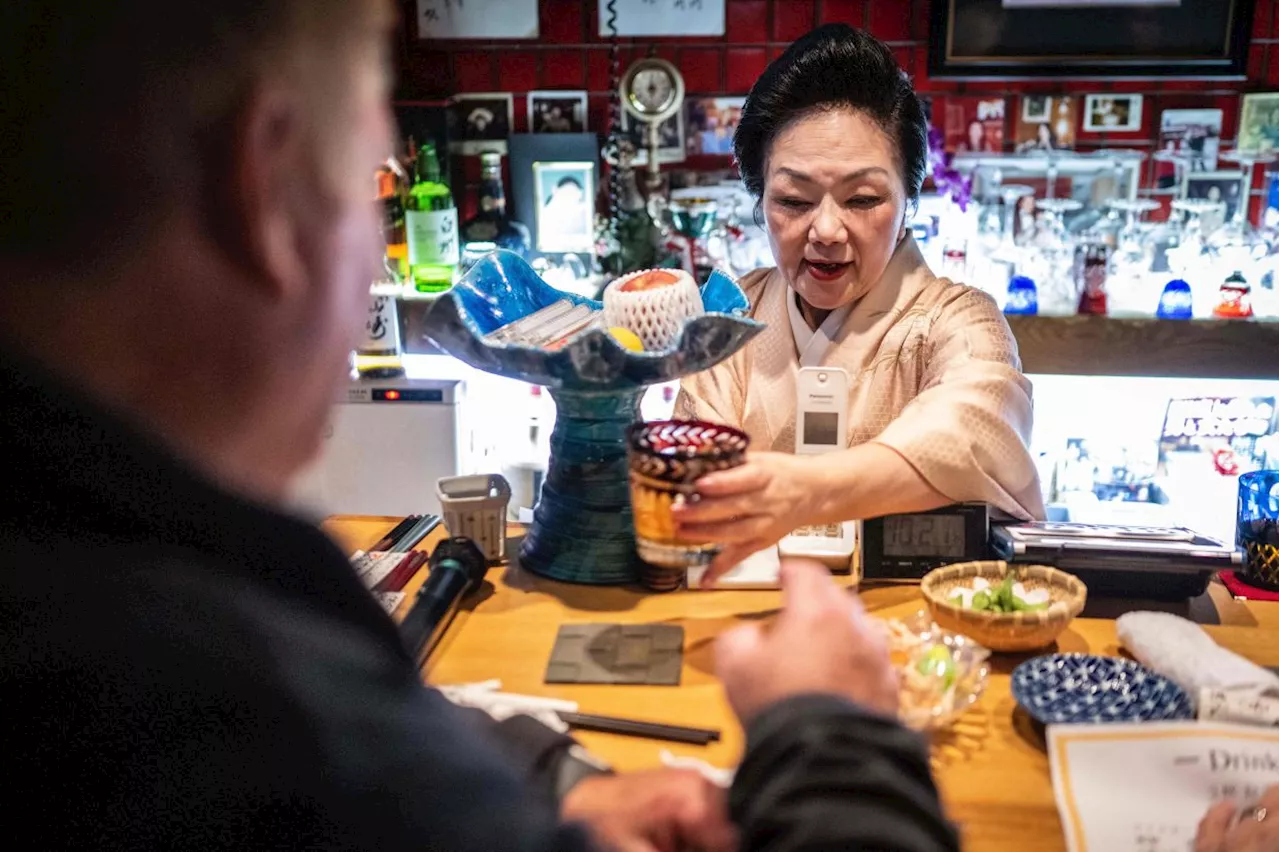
[461,151,531,257]
[1076,243,1109,316]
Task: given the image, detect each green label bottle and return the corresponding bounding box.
[405,141,458,293]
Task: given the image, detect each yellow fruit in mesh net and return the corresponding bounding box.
[608,327,645,352]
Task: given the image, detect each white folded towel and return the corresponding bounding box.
[1116,611,1278,701]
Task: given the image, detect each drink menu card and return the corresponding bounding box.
[1049,722,1278,852]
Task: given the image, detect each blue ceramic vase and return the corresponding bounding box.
[421,251,765,584]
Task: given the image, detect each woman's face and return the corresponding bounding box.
[968,120,984,149]
[761,108,908,310]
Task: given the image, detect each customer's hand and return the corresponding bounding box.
[1196,785,1278,852]
[673,451,822,585]
[715,559,899,725]
[561,768,737,852]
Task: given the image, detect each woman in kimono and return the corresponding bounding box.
[674,24,1045,583]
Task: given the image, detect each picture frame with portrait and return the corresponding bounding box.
[1182,171,1245,227]
[448,93,514,155]
[1015,95,1075,151]
[528,91,588,134]
[1083,94,1142,132]
[509,133,598,263]
[685,97,746,156]
[532,161,596,254]
[1159,108,1223,180]
[619,109,685,165]
[1237,93,1279,156]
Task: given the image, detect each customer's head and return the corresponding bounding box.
[734,24,927,310]
[0,0,395,500]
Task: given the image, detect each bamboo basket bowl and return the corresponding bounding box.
[920,561,1087,652]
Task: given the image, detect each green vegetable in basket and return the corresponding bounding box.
[971,590,991,611]
[995,572,1015,612]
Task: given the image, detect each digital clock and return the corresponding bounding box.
[861,504,991,580]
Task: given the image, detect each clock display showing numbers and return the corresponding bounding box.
[882,514,967,558]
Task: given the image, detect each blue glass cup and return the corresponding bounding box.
[1004,275,1038,315]
[1157,279,1194,320]
[1237,469,1279,590]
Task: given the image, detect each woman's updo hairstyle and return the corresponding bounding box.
[734,23,928,204]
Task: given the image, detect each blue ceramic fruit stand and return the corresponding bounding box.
[422,251,763,585]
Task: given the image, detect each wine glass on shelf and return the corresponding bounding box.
[1087,149,1147,246]
[1210,149,1277,280]
[998,184,1035,252]
[1032,198,1083,314]
[1107,198,1161,315]
[1168,198,1226,317]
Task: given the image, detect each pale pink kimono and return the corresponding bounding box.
[675,235,1045,521]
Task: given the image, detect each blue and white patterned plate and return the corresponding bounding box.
[1010,654,1195,725]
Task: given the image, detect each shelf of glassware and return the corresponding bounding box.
[1007,314,1278,380]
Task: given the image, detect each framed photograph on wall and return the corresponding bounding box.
[1238,93,1280,156]
[1015,95,1076,151]
[509,133,599,262]
[532,162,597,254]
[448,93,514,155]
[1183,171,1245,227]
[1160,109,1223,176]
[929,0,1253,78]
[620,109,686,165]
[1083,94,1142,132]
[685,97,746,156]
[528,91,588,134]
[942,97,1005,153]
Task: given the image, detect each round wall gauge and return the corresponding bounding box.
[620,57,685,124]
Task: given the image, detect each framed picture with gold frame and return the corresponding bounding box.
[1237,93,1280,156]
[929,0,1253,79]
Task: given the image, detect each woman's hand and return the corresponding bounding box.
[672,451,825,586]
[1196,786,1278,852]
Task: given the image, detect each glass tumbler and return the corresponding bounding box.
[1237,469,1279,591]
[626,420,749,591]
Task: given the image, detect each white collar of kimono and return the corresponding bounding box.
[787,288,854,367]
[784,235,922,366]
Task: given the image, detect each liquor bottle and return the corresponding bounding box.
[1076,243,1109,315]
[461,151,530,257]
[376,158,409,281]
[405,141,459,293]
[354,288,405,379]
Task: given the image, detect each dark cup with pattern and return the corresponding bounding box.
[1237,469,1279,591]
[626,419,750,591]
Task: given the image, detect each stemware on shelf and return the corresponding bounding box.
[1031,198,1083,314]
[1168,198,1227,317]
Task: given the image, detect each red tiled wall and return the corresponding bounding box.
[396,0,1278,220]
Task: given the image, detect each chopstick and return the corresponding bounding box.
[371,515,421,552]
[376,550,429,593]
[555,711,720,746]
[391,514,441,553]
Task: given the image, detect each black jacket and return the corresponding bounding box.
[0,349,958,851]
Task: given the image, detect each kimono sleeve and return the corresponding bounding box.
[872,288,1045,520]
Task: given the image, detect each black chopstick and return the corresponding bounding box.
[392,514,441,553]
[372,515,420,552]
[556,711,720,746]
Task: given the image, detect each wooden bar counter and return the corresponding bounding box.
[324,515,1279,852]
